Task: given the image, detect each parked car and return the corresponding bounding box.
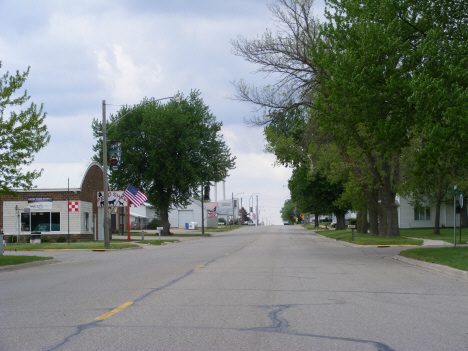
[247,221,255,225]
[283,221,290,225]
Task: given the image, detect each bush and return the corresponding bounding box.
[25,237,30,243]
[41,236,51,243]
[218,218,226,225]
[147,218,161,229]
[349,218,358,225]
[7,236,17,243]
[56,236,67,243]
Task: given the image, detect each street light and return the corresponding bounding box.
[102,96,179,248]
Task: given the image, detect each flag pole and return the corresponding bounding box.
[68,178,70,245]
[127,200,131,242]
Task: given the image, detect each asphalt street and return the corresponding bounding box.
[0,225,467,350]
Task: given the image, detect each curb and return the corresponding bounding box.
[0,259,59,273]
[394,255,468,281]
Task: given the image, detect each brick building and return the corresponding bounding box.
[1,162,104,241]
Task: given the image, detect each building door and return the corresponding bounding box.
[178,210,194,228]
[111,213,117,230]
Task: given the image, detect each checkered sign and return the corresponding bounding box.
[68,201,79,212]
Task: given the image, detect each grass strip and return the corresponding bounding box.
[0,256,53,266]
[304,226,423,246]
[133,240,178,245]
[3,242,138,251]
[399,247,468,271]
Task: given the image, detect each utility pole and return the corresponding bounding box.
[102,100,110,248]
[256,195,259,226]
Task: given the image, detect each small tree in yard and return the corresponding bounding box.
[0,61,50,195]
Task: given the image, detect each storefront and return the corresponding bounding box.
[0,162,103,240]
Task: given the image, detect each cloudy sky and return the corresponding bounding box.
[1,0,326,225]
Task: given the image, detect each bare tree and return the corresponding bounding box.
[230,0,321,125]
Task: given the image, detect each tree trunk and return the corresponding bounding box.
[380,184,400,238]
[434,197,442,235]
[378,200,386,237]
[368,204,379,236]
[357,209,362,233]
[335,212,346,230]
[357,206,368,234]
[314,213,319,228]
[159,208,171,235]
[360,208,368,234]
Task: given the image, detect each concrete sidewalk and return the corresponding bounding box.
[112,227,212,243]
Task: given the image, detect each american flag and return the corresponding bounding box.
[123,184,148,207]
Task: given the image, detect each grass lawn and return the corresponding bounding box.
[0,256,53,266]
[2,241,138,251]
[303,225,423,246]
[400,247,468,271]
[197,225,244,232]
[400,227,468,244]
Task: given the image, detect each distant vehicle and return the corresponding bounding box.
[283,221,289,225]
[330,222,337,228]
[247,221,255,225]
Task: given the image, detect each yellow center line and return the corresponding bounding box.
[194,265,204,270]
[95,302,134,321]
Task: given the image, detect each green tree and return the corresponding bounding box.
[281,199,297,223]
[288,164,351,229]
[239,207,251,223]
[400,1,468,234]
[312,0,434,237]
[0,61,50,195]
[92,91,236,234]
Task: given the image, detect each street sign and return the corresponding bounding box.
[97,190,129,207]
[109,141,122,171]
[444,190,466,195]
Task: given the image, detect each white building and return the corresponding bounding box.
[129,202,156,229]
[397,195,459,229]
[168,198,215,228]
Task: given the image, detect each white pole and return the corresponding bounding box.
[214,182,217,202]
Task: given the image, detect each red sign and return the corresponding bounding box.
[68,201,79,212]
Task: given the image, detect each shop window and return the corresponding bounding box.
[414,208,431,221]
[21,213,30,231]
[51,212,60,231]
[30,212,61,232]
[85,212,89,231]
